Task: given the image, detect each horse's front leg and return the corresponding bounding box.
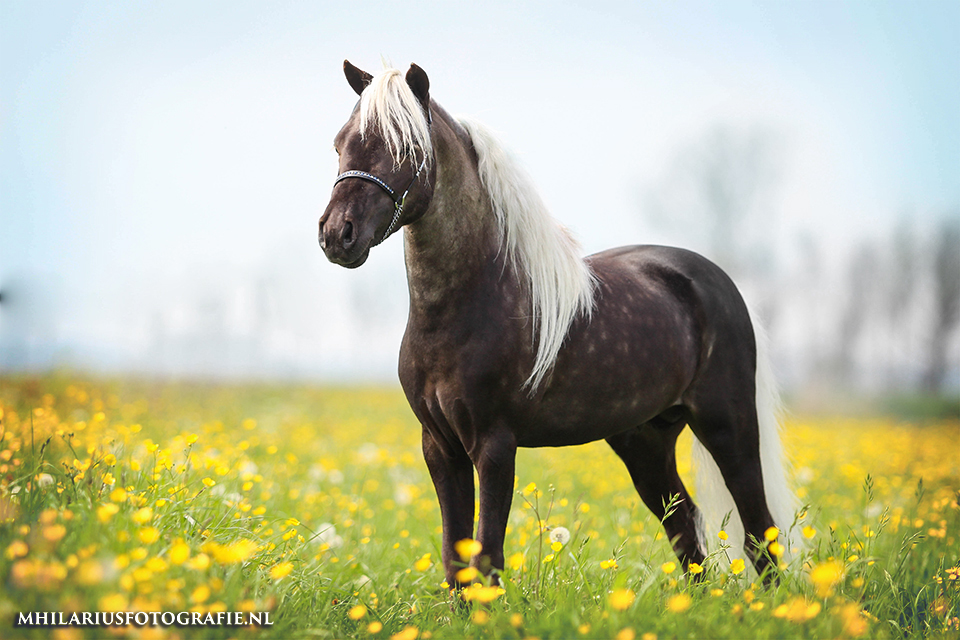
[422,428,475,588]
[472,430,517,584]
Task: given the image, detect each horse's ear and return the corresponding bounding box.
[406,63,430,118]
[344,60,373,96]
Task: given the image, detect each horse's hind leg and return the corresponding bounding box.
[606,417,705,569]
[687,399,778,577]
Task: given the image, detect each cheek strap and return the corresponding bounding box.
[332,155,428,246]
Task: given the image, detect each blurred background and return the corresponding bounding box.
[2,1,958,412]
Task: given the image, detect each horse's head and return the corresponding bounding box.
[319,61,435,268]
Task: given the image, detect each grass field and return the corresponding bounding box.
[0,375,957,639]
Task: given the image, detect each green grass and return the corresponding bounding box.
[0,375,958,638]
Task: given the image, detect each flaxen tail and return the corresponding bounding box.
[692,305,797,562]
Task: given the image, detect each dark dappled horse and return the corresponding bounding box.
[319,61,796,588]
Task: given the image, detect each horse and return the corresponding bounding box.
[318,61,796,588]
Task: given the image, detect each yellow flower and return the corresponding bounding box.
[718,530,729,541]
[461,585,503,603]
[76,560,104,585]
[191,584,210,603]
[615,628,635,640]
[413,553,432,572]
[212,539,258,564]
[145,557,167,573]
[802,526,816,539]
[688,562,703,575]
[390,626,418,640]
[510,613,523,628]
[601,559,619,570]
[5,540,28,559]
[455,567,478,583]
[131,507,153,525]
[711,588,724,597]
[169,541,190,565]
[186,433,199,445]
[270,561,294,580]
[666,593,691,613]
[368,621,383,633]
[454,538,482,561]
[837,603,868,637]
[661,561,677,574]
[523,482,537,496]
[810,561,844,598]
[730,558,745,575]
[348,604,367,620]
[110,488,128,505]
[43,524,67,542]
[609,588,635,611]
[138,527,160,544]
[508,552,525,571]
[768,542,785,557]
[99,593,127,612]
[773,597,821,623]
[764,526,779,541]
[202,477,216,488]
[187,553,211,570]
[471,610,489,625]
[97,504,119,523]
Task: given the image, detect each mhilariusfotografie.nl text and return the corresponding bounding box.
[15,611,274,628]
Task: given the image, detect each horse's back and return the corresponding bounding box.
[586,244,750,327]
[585,243,756,389]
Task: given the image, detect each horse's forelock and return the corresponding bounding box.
[359,68,433,168]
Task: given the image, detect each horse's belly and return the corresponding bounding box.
[513,338,696,447]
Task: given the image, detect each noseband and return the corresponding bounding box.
[333,155,428,246]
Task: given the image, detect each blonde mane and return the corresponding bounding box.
[458,117,596,392]
[359,67,595,392]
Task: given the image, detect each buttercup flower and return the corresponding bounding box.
[610,588,635,611]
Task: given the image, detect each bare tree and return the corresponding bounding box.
[885,218,919,389]
[644,124,782,282]
[835,243,880,387]
[923,215,960,393]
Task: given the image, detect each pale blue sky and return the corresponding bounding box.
[2,0,958,375]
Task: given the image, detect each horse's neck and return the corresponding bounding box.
[402,113,513,319]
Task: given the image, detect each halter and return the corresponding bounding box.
[333,155,428,246]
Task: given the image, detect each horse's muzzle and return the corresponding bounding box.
[319,213,370,268]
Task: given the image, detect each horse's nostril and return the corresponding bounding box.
[318,219,326,248]
[342,220,355,248]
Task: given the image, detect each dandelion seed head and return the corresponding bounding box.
[549,526,570,545]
